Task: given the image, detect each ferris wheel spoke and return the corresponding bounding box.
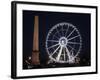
[52,31,60,40]
[56,46,63,61]
[67,35,80,41]
[56,28,62,38]
[53,35,59,40]
[47,40,59,43]
[67,28,76,38]
[61,25,64,36]
[48,43,59,49]
[65,24,69,37]
[51,45,60,56]
[67,44,76,51]
[68,42,81,45]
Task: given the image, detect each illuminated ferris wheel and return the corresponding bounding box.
[46,22,82,64]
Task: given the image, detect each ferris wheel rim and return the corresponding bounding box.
[46,22,82,63]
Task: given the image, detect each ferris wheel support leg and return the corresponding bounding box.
[47,59,55,64]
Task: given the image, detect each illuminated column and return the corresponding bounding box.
[32,16,40,65]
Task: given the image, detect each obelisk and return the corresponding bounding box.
[32,16,40,65]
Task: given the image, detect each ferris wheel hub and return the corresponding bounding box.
[59,37,68,47]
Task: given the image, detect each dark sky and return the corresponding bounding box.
[23,10,91,65]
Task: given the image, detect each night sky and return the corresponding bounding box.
[23,10,91,69]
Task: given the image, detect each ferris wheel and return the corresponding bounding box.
[46,22,82,64]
